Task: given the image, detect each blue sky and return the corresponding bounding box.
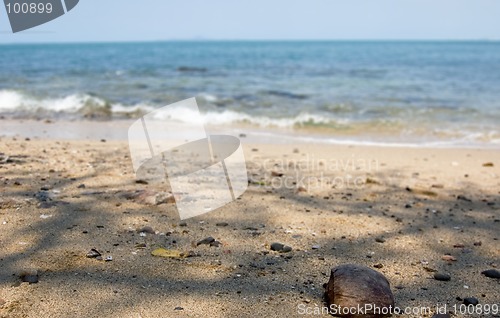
[1,0,499,43]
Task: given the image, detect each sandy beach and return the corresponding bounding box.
[0,120,499,317]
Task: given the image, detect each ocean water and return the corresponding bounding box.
[1,41,500,146]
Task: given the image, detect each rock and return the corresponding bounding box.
[481,269,500,279]
[19,269,38,284]
[179,221,187,227]
[174,306,184,311]
[137,226,155,234]
[434,273,451,281]
[216,222,229,227]
[463,297,479,306]
[210,240,222,247]
[270,242,292,253]
[197,237,215,246]
[311,245,321,250]
[135,179,148,184]
[457,195,471,202]
[373,263,384,269]
[325,264,395,318]
[482,162,494,167]
[271,171,284,177]
[86,248,101,258]
[77,184,86,189]
[442,255,457,262]
[375,237,386,243]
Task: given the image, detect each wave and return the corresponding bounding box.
[0,90,498,145]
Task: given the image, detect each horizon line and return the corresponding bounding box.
[1,38,499,45]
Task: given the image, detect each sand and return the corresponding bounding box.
[0,120,499,318]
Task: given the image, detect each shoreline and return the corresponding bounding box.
[1,118,499,150]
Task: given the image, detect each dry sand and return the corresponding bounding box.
[0,121,499,317]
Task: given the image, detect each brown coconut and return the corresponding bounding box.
[325,264,395,317]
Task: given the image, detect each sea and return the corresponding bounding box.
[1,41,499,147]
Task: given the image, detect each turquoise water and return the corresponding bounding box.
[1,41,500,144]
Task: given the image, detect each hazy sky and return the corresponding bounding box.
[1,0,499,43]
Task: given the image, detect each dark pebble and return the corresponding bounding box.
[434,273,451,281]
[216,222,229,227]
[373,263,384,269]
[20,270,38,284]
[375,237,386,243]
[77,184,86,189]
[457,195,471,202]
[174,307,184,311]
[463,297,479,306]
[179,221,187,227]
[270,242,292,253]
[197,237,215,246]
[86,248,101,258]
[209,240,222,247]
[135,179,148,184]
[481,269,500,279]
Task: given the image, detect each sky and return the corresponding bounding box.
[1,0,500,43]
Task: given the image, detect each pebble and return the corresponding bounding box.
[197,237,215,246]
[434,273,451,281]
[457,195,472,202]
[373,263,384,269]
[20,269,39,284]
[311,245,320,250]
[216,222,229,227]
[136,226,155,234]
[375,237,386,243]
[86,248,101,258]
[463,297,479,306]
[481,269,500,279]
[105,256,113,262]
[441,255,457,262]
[270,242,292,253]
[325,264,394,316]
[174,306,184,311]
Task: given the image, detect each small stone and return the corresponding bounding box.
[137,226,155,234]
[86,248,101,258]
[457,195,471,202]
[311,245,320,250]
[174,306,184,311]
[209,240,222,247]
[482,162,494,167]
[473,241,482,246]
[325,264,394,317]
[197,237,215,246]
[375,237,386,243]
[179,221,187,227]
[373,263,384,269]
[442,255,457,262]
[270,242,292,253]
[434,273,451,281]
[19,270,38,284]
[77,184,86,189]
[481,269,500,279]
[135,179,148,184]
[105,256,113,262]
[463,297,479,306]
[216,222,229,227]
